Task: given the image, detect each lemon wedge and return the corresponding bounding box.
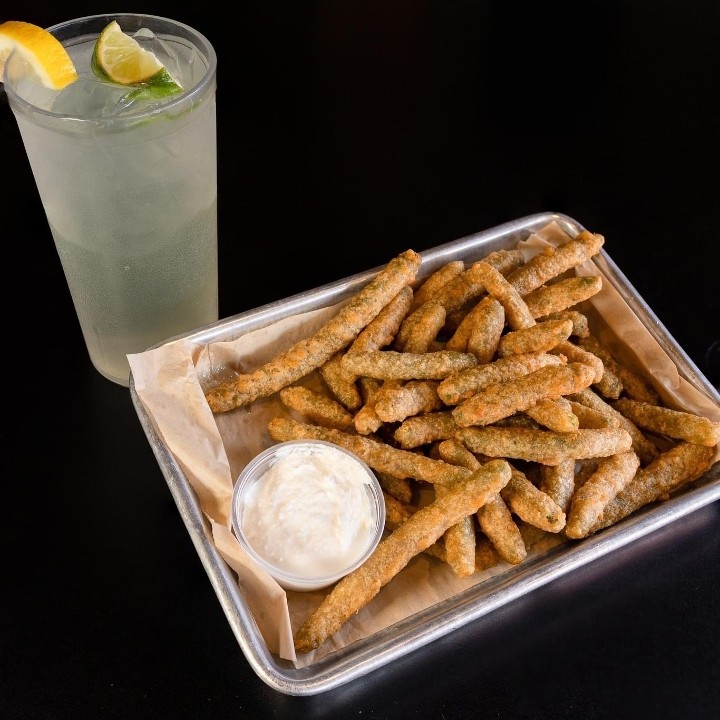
[91,20,182,97]
[0,20,78,89]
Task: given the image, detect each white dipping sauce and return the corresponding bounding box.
[242,444,375,578]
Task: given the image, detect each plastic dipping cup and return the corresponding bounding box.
[231,440,386,592]
[3,14,218,387]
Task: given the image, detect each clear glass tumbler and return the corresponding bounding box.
[3,14,218,386]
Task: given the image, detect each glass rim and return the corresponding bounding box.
[3,13,217,125]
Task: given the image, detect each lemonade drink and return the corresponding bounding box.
[3,15,218,386]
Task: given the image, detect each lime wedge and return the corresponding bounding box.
[91,20,182,96]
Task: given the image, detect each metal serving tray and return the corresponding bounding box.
[129,211,720,696]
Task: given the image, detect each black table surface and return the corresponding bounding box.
[2,2,719,718]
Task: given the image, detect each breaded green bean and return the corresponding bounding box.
[320,351,362,411]
[578,334,660,404]
[551,340,604,384]
[437,352,565,406]
[589,443,715,534]
[377,472,414,505]
[396,249,522,349]
[523,276,603,319]
[341,349,477,380]
[206,249,422,412]
[374,380,443,424]
[569,388,659,464]
[279,386,355,430]
[501,466,567,533]
[472,260,536,330]
[568,399,620,429]
[452,362,596,428]
[539,457,577,513]
[456,426,633,465]
[437,439,526,564]
[525,396,580,432]
[381,492,447,562]
[410,260,465,311]
[497,318,573,357]
[467,298,506,363]
[543,310,590,338]
[400,300,447,353]
[269,417,471,485]
[445,296,504,357]
[565,451,640,539]
[353,377,384,434]
[508,230,605,296]
[612,398,720,447]
[293,459,511,652]
[394,410,459,449]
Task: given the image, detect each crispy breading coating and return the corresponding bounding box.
[472,260,535,330]
[373,381,442,424]
[205,249,422,412]
[394,410,459,449]
[569,388,659,464]
[410,260,465,312]
[268,417,471,486]
[452,362,596,428]
[437,439,526,565]
[543,310,590,338]
[551,340,604,384]
[445,296,504,356]
[569,399,620,429]
[539,458,577,513]
[279,386,355,430]
[612,398,720,447]
[396,249,523,348]
[399,300,447,353]
[456,426,633,466]
[501,467,566,532]
[523,276,603,319]
[578,335,660,404]
[341,349,477,380]
[589,443,715,534]
[466,298,506,362]
[564,451,640,539]
[497,318,573,358]
[437,352,565,406]
[508,230,605,296]
[320,352,362,411]
[293,459,511,652]
[525,396,580,432]
[377,472,414,505]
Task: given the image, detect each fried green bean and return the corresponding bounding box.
[523,276,603,319]
[500,466,566,533]
[589,443,715,534]
[269,417,471,485]
[374,380,443,424]
[569,388,659,464]
[452,362,595,428]
[394,410,459,449]
[539,458,577,513]
[279,386,355,430]
[293,459,511,652]
[472,260,536,330]
[565,451,640,539]
[612,398,720,447]
[497,318,574,357]
[341,349,477,380]
[507,230,605,296]
[456,426,633,465]
[525,396,580,432]
[206,249,422,412]
[410,260,465,311]
[437,352,565,406]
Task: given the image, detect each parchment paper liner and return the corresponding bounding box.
[128,220,720,667]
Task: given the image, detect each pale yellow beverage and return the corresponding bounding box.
[3,14,218,386]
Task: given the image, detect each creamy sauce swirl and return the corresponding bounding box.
[242,444,375,578]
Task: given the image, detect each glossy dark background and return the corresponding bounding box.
[2,2,718,719]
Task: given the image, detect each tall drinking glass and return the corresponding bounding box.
[3,14,218,386]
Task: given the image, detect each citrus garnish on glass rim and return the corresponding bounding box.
[91,20,183,98]
[0,20,78,89]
